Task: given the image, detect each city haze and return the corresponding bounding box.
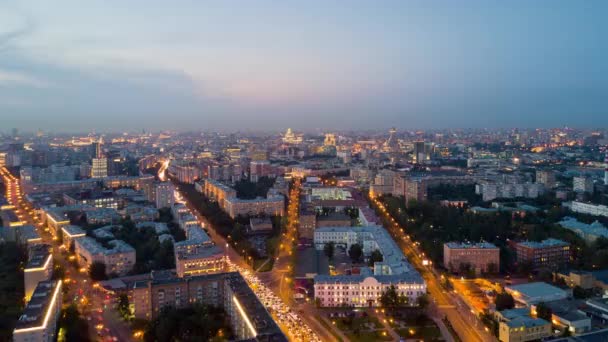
[0,0,607,132]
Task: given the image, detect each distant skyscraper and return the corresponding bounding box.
[324,133,336,146]
[413,141,434,163]
[91,138,107,178]
[383,127,398,152]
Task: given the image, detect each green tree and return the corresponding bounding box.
[118,293,131,320]
[495,292,515,311]
[144,304,231,342]
[58,304,91,342]
[573,286,590,299]
[89,261,107,281]
[348,243,363,263]
[324,242,335,260]
[416,294,429,309]
[379,285,399,308]
[536,302,552,322]
[368,249,383,267]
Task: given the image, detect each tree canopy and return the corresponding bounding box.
[495,292,515,311]
[348,243,363,263]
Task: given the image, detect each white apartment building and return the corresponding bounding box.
[75,237,136,276]
[313,226,426,307]
[13,281,63,342]
[569,201,608,218]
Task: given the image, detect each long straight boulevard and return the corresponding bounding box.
[370,196,495,342]
[168,170,326,342]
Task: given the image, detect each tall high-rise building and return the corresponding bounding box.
[91,138,108,178]
[413,141,434,163]
[383,127,398,152]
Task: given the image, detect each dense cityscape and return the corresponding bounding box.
[0,127,606,342]
[2,1,608,341]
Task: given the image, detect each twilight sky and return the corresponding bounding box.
[0,0,607,132]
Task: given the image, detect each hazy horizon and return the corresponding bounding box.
[1,0,607,132]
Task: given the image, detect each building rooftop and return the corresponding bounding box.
[77,236,135,256]
[517,238,569,248]
[559,217,608,238]
[506,282,568,300]
[223,272,287,341]
[14,280,62,331]
[25,244,52,270]
[61,225,86,237]
[445,241,498,249]
[175,244,223,260]
[315,225,419,278]
[504,316,549,328]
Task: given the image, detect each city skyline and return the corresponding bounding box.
[1,1,607,131]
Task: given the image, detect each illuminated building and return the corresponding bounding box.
[12,280,63,342]
[132,272,286,341]
[382,127,398,152]
[24,244,53,301]
[413,141,434,163]
[223,196,284,219]
[324,133,336,146]
[505,282,568,306]
[514,238,570,270]
[61,225,86,250]
[313,226,426,307]
[282,127,302,144]
[200,179,236,208]
[43,208,70,237]
[75,237,135,276]
[498,316,551,342]
[91,157,108,178]
[443,242,500,274]
[102,175,155,191]
[154,182,174,209]
[174,244,225,278]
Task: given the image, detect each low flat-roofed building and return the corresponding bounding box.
[498,316,551,342]
[443,242,500,274]
[24,244,53,301]
[532,299,592,335]
[13,280,63,342]
[505,282,570,306]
